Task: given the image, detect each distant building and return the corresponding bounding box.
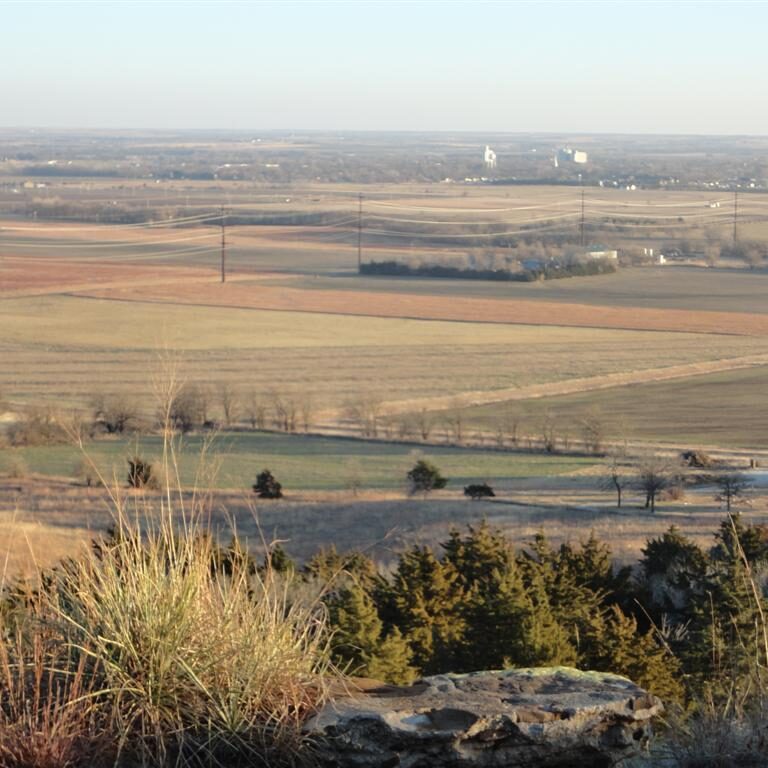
[484,145,497,169]
[557,147,588,165]
[586,247,618,260]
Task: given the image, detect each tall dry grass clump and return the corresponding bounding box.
[0,370,335,767]
[50,520,332,767]
[0,590,114,768]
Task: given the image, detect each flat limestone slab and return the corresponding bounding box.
[306,667,662,768]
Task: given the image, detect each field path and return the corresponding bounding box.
[77,279,768,336]
[316,352,768,420]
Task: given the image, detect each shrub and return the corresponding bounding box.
[680,449,715,468]
[253,469,283,499]
[464,483,495,500]
[406,459,447,496]
[127,456,155,489]
[73,458,98,487]
[91,394,139,435]
[7,407,69,447]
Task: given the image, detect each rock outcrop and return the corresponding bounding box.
[306,667,662,768]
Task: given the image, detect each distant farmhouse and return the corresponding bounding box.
[554,147,588,167]
[585,246,618,260]
[484,145,497,169]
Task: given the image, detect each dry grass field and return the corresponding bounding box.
[1,292,766,411]
[77,278,768,335]
[2,473,766,574]
[443,365,768,450]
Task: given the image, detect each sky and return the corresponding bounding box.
[2,0,767,134]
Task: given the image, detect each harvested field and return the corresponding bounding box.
[0,256,217,297]
[1,295,766,410]
[446,365,768,450]
[286,266,768,315]
[79,279,768,335]
[377,353,768,417]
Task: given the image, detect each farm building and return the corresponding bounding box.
[585,247,618,260]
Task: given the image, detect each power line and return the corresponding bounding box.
[357,193,363,271]
[220,207,227,283]
[733,189,739,243]
[0,212,220,232]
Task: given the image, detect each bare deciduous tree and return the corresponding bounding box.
[541,411,558,453]
[244,390,267,430]
[345,395,383,438]
[637,456,671,513]
[416,408,433,442]
[713,473,753,512]
[270,391,297,432]
[580,410,606,455]
[218,383,239,427]
[444,411,464,445]
[168,383,206,434]
[92,394,139,435]
[298,394,314,433]
[600,451,631,508]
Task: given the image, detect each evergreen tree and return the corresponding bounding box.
[302,545,378,587]
[519,532,619,661]
[639,526,708,624]
[584,605,684,704]
[389,546,464,674]
[406,459,447,496]
[263,543,295,574]
[252,468,283,499]
[327,581,416,684]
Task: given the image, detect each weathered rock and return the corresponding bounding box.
[306,667,662,768]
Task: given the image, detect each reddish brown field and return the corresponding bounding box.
[0,256,218,297]
[79,279,768,336]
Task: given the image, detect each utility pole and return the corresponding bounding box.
[580,187,585,247]
[220,206,226,283]
[733,189,738,244]
[357,193,363,271]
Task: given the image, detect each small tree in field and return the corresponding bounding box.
[253,469,283,499]
[600,452,631,508]
[637,457,670,513]
[713,472,752,511]
[464,483,495,500]
[407,459,447,497]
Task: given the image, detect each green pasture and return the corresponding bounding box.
[0,431,597,491]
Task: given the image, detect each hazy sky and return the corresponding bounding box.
[3,0,767,134]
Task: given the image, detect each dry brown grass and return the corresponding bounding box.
[2,476,766,573]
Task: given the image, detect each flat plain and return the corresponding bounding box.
[2,178,768,572]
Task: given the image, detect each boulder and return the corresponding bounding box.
[306,667,662,768]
